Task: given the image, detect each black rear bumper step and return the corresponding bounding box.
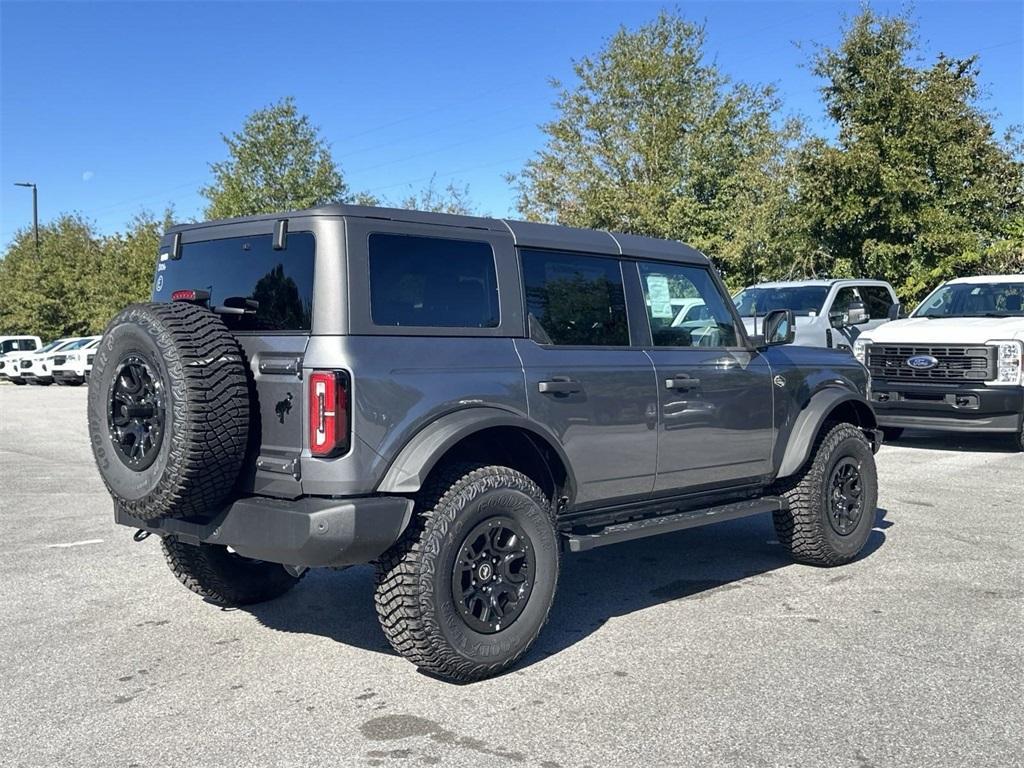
[564,497,782,552]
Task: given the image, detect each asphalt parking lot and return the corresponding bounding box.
[1,385,1021,768]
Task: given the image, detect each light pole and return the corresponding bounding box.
[14,182,39,255]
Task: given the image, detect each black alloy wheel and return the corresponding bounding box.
[827,457,864,536]
[452,517,536,634]
[108,354,165,471]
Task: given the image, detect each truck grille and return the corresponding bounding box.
[87,354,95,366]
[53,356,66,366]
[20,359,31,369]
[867,344,995,383]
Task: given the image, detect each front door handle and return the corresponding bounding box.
[538,379,583,395]
[665,374,701,390]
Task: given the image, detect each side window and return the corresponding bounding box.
[638,262,738,348]
[520,250,629,346]
[861,286,895,319]
[831,287,860,314]
[368,234,499,328]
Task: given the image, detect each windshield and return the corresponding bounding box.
[732,286,829,317]
[35,340,64,354]
[914,282,1024,318]
[60,337,95,351]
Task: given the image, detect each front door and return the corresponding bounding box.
[517,249,658,507]
[632,260,774,494]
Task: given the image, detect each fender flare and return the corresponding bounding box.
[776,388,877,479]
[376,407,576,496]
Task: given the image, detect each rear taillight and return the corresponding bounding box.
[309,371,349,457]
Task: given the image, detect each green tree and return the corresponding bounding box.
[201,97,349,219]
[510,11,806,287]
[90,210,171,327]
[797,8,1024,301]
[0,215,104,339]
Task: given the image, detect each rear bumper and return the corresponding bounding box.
[116,494,414,567]
[871,380,1024,433]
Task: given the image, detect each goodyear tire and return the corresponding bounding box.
[771,423,878,566]
[87,302,250,522]
[374,464,559,682]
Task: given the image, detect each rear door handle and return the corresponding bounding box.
[538,379,583,395]
[665,374,701,390]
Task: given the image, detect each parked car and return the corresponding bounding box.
[20,337,86,385]
[51,336,102,385]
[0,335,42,383]
[733,280,898,351]
[90,204,881,683]
[855,274,1024,449]
[1,338,69,385]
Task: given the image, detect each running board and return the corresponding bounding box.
[564,497,782,552]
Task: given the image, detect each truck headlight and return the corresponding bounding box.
[989,340,1023,385]
[853,338,869,364]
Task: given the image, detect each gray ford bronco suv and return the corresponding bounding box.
[89,204,881,682]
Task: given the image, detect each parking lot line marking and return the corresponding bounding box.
[45,539,104,549]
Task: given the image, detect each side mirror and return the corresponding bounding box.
[887,302,902,321]
[830,301,869,328]
[759,308,795,347]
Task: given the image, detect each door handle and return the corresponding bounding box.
[538,379,583,395]
[665,374,701,390]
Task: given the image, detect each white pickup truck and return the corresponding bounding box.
[854,275,1024,449]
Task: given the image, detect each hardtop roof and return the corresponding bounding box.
[165,204,709,265]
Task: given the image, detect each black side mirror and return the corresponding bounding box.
[759,308,795,347]
[887,302,902,321]
[830,300,869,328]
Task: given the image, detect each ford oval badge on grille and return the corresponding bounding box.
[906,354,939,369]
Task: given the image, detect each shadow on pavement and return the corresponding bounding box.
[240,508,891,670]
[886,430,1019,454]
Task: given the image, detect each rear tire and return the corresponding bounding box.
[771,423,878,567]
[161,537,301,607]
[374,464,559,682]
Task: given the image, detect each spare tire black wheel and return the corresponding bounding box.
[87,302,250,522]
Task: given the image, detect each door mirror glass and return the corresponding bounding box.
[760,309,795,346]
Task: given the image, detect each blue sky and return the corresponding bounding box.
[1,1,1021,247]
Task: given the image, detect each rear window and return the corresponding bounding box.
[152,232,315,331]
[368,234,499,328]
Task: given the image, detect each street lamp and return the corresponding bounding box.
[14,182,39,255]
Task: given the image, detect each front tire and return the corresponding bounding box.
[374,464,559,682]
[161,537,301,607]
[771,423,878,566]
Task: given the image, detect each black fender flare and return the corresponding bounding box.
[776,388,878,479]
[375,407,576,497]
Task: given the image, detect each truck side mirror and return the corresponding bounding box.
[759,308,795,347]
[887,302,902,321]
[830,301,869,328]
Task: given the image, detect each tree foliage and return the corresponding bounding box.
[201,97,349,219]
[0,212,166,339]
[797,9,1024,301]
[510,11,807,287]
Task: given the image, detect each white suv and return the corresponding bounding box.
[51,336,101,385]
[733,279,898,351]
[854,275,1024,448]
[18,337,86,385]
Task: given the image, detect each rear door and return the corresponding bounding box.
[153,225,317,497]
[516,249,658,507]
[631,260,774,494]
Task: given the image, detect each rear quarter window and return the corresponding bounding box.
[368,233,499,328]
[152,232,315,331]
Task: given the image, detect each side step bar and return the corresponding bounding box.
[563,497,783,552]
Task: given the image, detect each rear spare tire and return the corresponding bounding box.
[87,302,250,522]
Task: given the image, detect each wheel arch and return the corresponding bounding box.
[776,388,878,480]
[376,407,576,504]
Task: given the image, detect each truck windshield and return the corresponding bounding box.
[914,282,1024,318]
[732,286,828,317]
